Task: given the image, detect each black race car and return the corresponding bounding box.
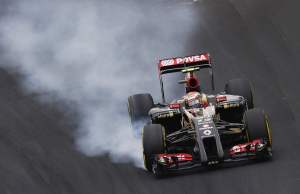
[128,53,272,177]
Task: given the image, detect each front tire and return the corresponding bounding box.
[244,108,272,145]
[143,124,165,172]
[244,108,272,159]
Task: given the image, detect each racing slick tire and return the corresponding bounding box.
[225,78,254,109]
[221,78,254,123]
[143,124,165,172]
[128,93,154,136]
[244,108,272,159]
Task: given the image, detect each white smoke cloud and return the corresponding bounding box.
[0,0,196,166]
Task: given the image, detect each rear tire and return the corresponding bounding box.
[225,78,254,109]
[220,78,254,123]
[128,94,154,135]
[143,124,165,172]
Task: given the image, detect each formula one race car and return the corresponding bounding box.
[128,53,272,177]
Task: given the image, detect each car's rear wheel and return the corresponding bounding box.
[244,108,272,159]
[220,78,254,123]
[143,124,166,172]
[128,93,154,136]
[225,78,254,109]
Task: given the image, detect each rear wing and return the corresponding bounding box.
[158,53,211,74]
[158,53,215,103]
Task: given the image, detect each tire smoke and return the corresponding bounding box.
[0,0,196,166]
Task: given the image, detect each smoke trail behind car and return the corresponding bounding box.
[0,0,196,166]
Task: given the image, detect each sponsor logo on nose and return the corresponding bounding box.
[203,129,212,136]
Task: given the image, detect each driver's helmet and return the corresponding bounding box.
[184,92,208,109]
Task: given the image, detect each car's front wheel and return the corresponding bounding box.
[143,124,166,172]
[244,108,272,159]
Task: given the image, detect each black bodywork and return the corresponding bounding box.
[129,53,272,177]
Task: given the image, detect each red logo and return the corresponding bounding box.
[160,54,209,67]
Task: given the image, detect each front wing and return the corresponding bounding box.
[152,139,272,176]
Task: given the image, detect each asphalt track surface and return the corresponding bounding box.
[1,0,300,193]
